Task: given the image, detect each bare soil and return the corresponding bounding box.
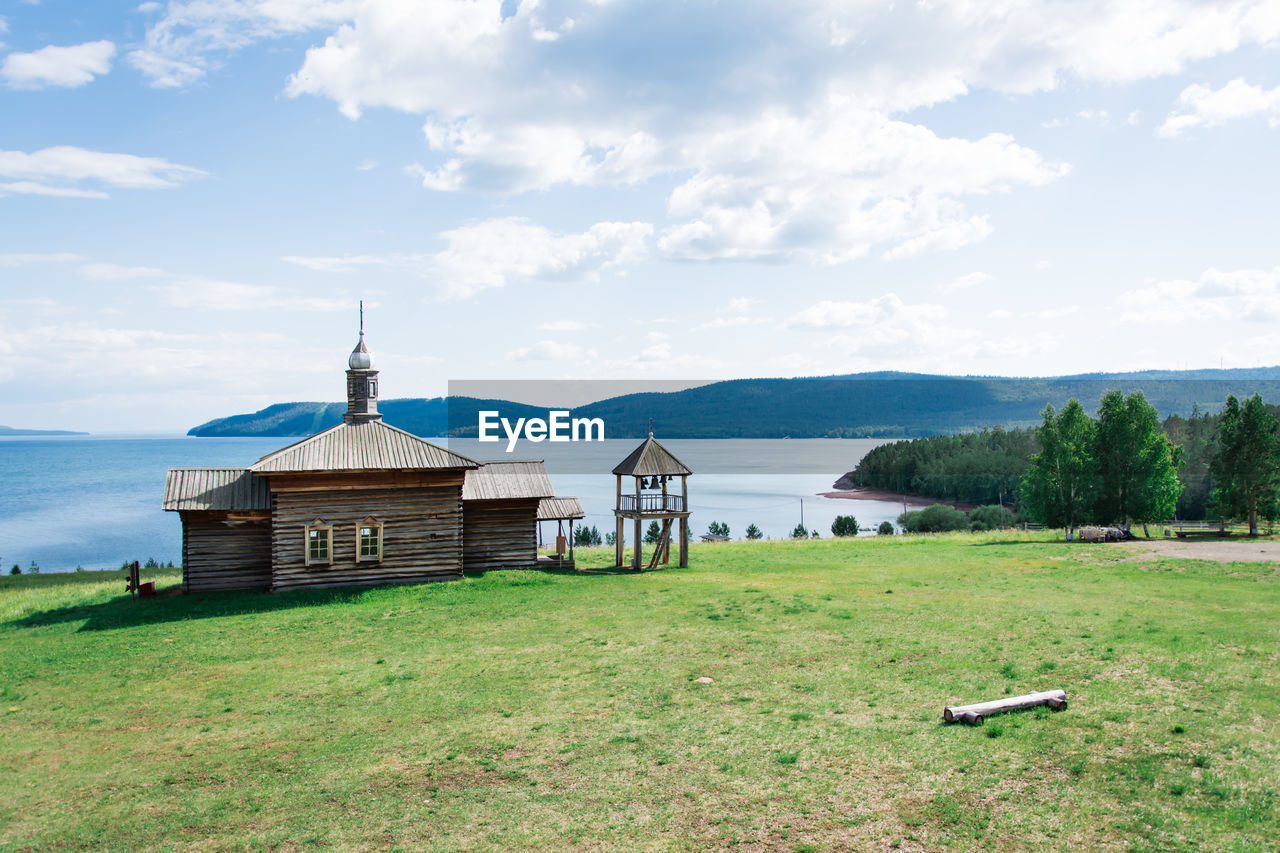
[1118,537,1280,564]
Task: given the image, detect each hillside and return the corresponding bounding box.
[189,368,1280,439]
[0,425,88,436]
[3,535,1277,849]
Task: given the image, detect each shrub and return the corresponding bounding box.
[969,504,1016,531]
[897,504,969,533]
[831,515,859,537]
[9,564,19,575]
[745,523,762,540]
[791,524,809,539]
[706,521,729,538]
[877,521,894,536]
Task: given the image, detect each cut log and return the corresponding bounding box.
[943,689,1067,725]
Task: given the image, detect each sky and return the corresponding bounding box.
[2,0,1279,432]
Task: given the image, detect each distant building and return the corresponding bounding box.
[164,327,572,592]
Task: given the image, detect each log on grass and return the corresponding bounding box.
[943,689,1067,725]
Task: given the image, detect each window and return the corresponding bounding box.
[357,518,383,562]
[367,379,377,397]
[305,521,332,566]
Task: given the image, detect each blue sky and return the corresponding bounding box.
[2,0,1279,431]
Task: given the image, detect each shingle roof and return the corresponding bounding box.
[537,496,585,520]
[463,460,555,501]
[249,419,478,473]
[162,468,270,511]
[611,436,692,476]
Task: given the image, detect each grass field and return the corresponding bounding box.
[2,534,1278,851]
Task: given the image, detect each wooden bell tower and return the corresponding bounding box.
[612,424,692,569]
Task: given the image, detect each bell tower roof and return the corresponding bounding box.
[344,301,381,423]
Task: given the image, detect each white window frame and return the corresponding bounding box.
[356,517,384,563]
[305,520,333,566]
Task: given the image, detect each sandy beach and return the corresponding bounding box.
[819,487,977,512]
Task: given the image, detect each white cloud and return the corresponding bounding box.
[0,252,83,266]
[787,294,946,331]
[538,319,589,331]
[77,262,168,280]
[130,0,359,87]
[283,218,651,299]
[507,340,591,361]
[2,41,115,89]
[1158,78,1280,137]
[270,0,1280,263]
[941,271,993,292]
[1119,267,1280,323]
[0,146,205,198]
[695,315,764,331]
[281,254,410,273]
[153,279,350,312]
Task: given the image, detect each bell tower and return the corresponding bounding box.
[344,301,381,423]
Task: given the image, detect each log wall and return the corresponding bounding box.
[463,499,539,572]
[267,477,464,592]
[180,511,272,591]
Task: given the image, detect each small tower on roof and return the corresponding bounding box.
[344,301,381,423]
[612,420,692,569]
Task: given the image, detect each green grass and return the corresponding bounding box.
[2,533,1278,850]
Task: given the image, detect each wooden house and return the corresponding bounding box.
[537,496,585,569]
[164,325,570,592]
[461,460,555,572]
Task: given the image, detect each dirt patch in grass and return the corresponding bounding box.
[1118,539,1280,564]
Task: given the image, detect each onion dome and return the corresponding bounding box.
[348,331,373,370]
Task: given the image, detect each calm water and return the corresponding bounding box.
[0,436,907,572]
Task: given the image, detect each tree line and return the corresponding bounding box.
[852,390,1280,532]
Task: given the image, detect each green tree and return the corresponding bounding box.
[877,521,894,535]
[831,515,859,537]
[645,521,662,544]
[1210,394,1280,536]
[791,523,809,539]
[1020,400,1097,533]
[745,523,763,540]
[1094,390,1183,534]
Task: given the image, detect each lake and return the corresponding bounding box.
[0,435,910,572]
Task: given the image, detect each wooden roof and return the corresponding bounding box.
[163,468,270,511]
[611,436,692,476]
[250,419,478,474]
[537,496,585,520]
[463,460,555,501]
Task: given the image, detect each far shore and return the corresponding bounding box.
[819,487,977,512]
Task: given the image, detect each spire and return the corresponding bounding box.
[648,417,654,437]
[348,301,373,370]
[344,301,381,423]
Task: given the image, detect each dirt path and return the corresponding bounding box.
[1118,538,1280,564]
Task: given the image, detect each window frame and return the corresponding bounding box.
[304,520,333,567]
[356,517,383,563]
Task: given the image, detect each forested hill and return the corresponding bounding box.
[188,368,1280,439]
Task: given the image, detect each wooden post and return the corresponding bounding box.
[568,520,574,566]
[633,476,642,570]
[680,475,689,567]
[615,515,624,567]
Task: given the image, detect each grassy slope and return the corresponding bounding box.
[1,535,1277,851]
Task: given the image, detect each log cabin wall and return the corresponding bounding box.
[179,510,272,591]
[267,471,465,592]
[463,499,539,572]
